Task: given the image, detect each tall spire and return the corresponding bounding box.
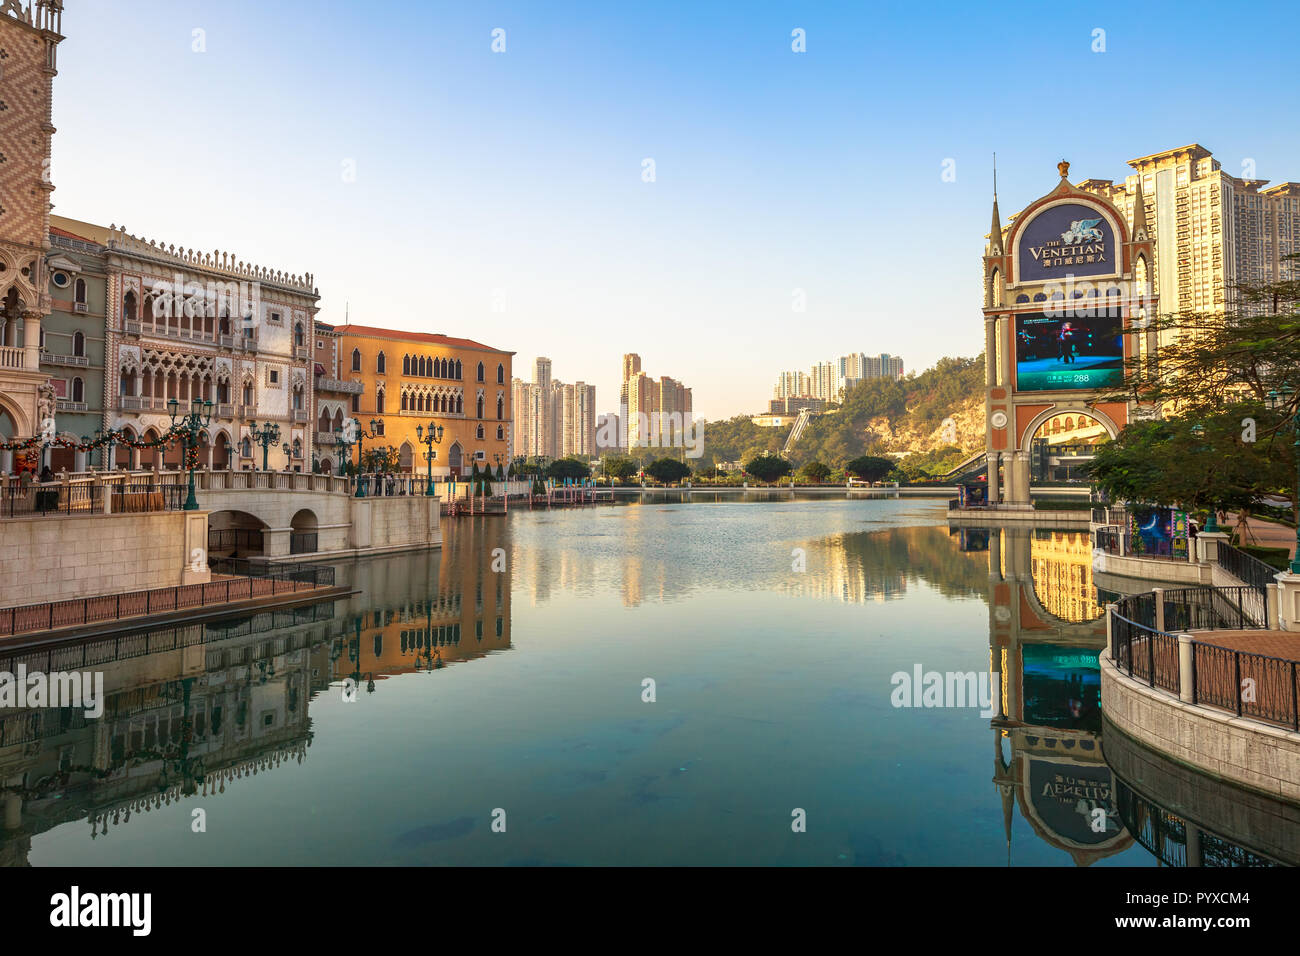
[1130,177,1149,242]
[988,154,1003,256]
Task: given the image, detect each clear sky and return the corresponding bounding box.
[48,0,1300,420]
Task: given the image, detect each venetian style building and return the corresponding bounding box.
[0,1,64,460]
[333,325,513,478]
[65,218,321,471]
[310,320,364,473]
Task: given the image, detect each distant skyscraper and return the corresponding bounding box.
[620,355,693,448]
[512,359,595,459]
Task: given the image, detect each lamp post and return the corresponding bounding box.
[248,419,281,472]
[167,397,214,510]
[1189,423,1220,534]
[349,417,383,497]
[1267,388,1300,573]
[415,421,444,496]
[334,424,355,483]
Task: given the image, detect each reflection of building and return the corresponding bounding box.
[0,602,341,865]
[983,525,1134,865]
[982,160,1158,505]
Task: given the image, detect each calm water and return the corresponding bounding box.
[6,497,1268,865]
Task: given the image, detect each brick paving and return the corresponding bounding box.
[1196,630,1300,661]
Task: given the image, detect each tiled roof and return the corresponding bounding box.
[332,324,513,355]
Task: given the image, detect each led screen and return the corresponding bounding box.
[1014,312,1123,392]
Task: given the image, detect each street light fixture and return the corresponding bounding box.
[247,419,281,472]
[415,422,444,496]
[1267,387,1300,574]
[348,417,383,497]
[168,396,214,510]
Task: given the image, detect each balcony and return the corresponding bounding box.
[124,321,141,336]
[238,404,255,419]
[315,430,338,445]
[74,302,89,314]
[295,346,310,360]
[293,409,308,423]
[215,403,235,419]
[55,400,88,412]
[318,377,363,394]
[41,350,91,368]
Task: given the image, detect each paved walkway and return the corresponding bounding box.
[1222,514,1296,557]
[1196,630,1300,660]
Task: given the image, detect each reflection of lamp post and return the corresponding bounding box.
[415,422,444,496]
[248,419,281,472]
[1267,387,1300,573]
[168,397,214,510]
[1190,424,1219,533]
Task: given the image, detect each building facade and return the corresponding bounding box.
[86,218,320,471]
[620,353,693,449]
[0,1,64,469]
[311,320,365,474]
[334,325,513,478]
[982,160,1157,506]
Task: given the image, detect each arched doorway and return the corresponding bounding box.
[290,508,318,555]
[1028,412,1110,484]
[447,442,463,478]
[115,427,137,469]
[213,432,231,470]
[398,441,413,473]
[207,510,268,558]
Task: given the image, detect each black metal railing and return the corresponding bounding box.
[1217,541,1277,594]
[1094,526,1123,555]
[208,558,335,588]
[1162,585,1267,632]
[1108,585,1289,729]
[208,528,265,553]
[2,482,101,518]
[290,531,318,554]
[0,561,334,638]
[111,482,185,513]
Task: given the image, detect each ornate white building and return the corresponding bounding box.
[51,217,322,470]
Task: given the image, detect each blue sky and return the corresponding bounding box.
[49,0,1300,419]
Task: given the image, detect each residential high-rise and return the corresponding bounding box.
[512,359,597,460]
[1078,144,1300,318]
[619,355,693,449]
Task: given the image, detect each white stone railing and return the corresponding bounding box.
[0,346,27,370]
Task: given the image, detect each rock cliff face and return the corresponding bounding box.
[864,393,984,456]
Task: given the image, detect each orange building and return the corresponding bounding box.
[332,325,514,478]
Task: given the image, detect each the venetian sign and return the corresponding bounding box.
[1017,202,1117,282]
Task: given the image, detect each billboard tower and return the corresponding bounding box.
[982,160,1158,506]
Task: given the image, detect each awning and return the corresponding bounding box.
[314,363,326,376]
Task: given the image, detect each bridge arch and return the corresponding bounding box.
[207,509,268,558]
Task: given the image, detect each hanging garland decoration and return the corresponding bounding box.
[0,423,196,455]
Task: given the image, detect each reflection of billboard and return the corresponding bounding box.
[1027,758,1120,846]
[1022,644,1100,730]
[1014,312,1123,392]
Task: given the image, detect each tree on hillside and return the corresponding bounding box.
[745,454,792,483]
[844,455,896,483]
[799,460,831,483]
[646,457,691,485]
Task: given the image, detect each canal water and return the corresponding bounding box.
[5,498,1281,865]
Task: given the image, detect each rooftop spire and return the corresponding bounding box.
[1130,177,1149,242]
[988,155,1003,256]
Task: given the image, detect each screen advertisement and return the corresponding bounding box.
[1021,644,1100,730]
[1014,312,1123,392]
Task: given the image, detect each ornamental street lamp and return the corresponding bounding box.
[334,424,355,481]
[168,397,214,510]
[248,419,281,472]
[1267,387,1300,574]
[1189,423,1220,533]
[348,417,383,497]
[415,421,444,496]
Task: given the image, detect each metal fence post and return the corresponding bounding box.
[1234,653,1243,716]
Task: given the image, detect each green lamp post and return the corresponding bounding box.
[167,397,214,510]
[248,419,281,472]
[415,421,444,496]
[1267,388,1300,574]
